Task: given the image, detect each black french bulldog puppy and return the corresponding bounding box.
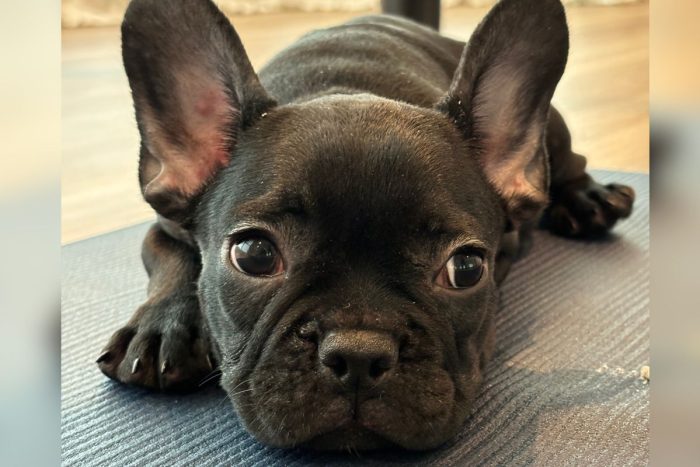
[97,0,635,450]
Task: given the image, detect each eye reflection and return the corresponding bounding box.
[439,251,484,289]
[230,237,282,276]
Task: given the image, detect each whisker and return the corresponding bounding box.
[229,387,255,397]
[227,377,252,394]
[216,393,232,409]
[198,369,222,387]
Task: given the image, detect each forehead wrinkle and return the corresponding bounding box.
[232,189,307,222]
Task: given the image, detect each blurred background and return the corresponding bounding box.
[61,0,649,243]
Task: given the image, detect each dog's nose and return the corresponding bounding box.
[319,330,398,389]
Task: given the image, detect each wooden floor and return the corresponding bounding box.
[62,3,649,244]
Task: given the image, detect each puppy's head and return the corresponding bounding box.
[122,0,568,450]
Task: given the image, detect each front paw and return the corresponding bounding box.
[96,295,215,392]
[546,179,635,238]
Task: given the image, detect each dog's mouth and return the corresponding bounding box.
[299,394,432,450]
[223,328,467,450]
[230,383,458,451]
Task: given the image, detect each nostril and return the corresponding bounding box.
[324,354,348,378]
[369,357,392,379]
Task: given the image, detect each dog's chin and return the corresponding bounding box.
[234,392,459,451]
[244,400,460,451]
[226,364,468,450]
[302,423,397,451]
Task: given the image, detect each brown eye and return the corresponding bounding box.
[438,251,484,289]
[230,237,283,276]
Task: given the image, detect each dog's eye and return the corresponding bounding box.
[230,237,283,276]
[437,251,484,289]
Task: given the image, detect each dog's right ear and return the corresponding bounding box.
[122,0,275,223]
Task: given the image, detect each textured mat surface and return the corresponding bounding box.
[62,171,649,466]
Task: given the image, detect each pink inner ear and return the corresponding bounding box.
[473,66,548,212]
[143,70,237,200]
[480,124,547,209]
[194,87,226,118]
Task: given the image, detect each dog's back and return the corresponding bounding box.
[259,15,465,107]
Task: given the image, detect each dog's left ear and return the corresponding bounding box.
[438,0,569,224]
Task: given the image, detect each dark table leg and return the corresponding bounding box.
[380,0,441,30]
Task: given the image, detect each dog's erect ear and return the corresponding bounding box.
[122,0,275,222]
[438,0,568,224]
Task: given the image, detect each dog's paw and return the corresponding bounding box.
[545,179,635,238]
[96,296,215,392]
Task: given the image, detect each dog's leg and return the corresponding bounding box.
[543,107,635,238]
[96,222,214,391]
